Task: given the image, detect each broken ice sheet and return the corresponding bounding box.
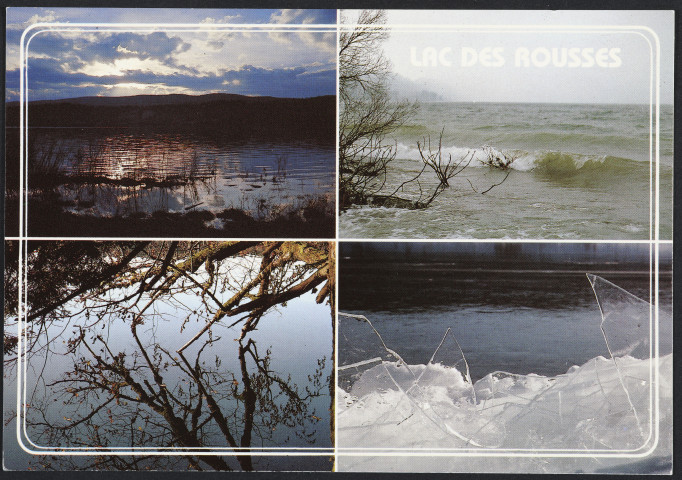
[338,274,663,452]
[587,273,652,359]
[338,313,503,447]
[411,328,505,447]
[338,312,414,396]
[417,327,476,405]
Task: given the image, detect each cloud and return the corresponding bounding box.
[298,31,335,53]
[207,41,224,50]
[6,8,337,101]
[200,14,242,24]
[218,65,335,97]
[116,45,137,54]
[75,57,184,77]
[26,31,190,66]
[269,9,336,25]
[267,25,334,53]
[101,82,205,97]
[8,58,335,101]
[269,9,307,24]
[27,10,58,24]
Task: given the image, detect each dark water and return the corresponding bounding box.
[25,127,335,218]
[340,102,673,239]
[339,247,672,382]
[4,289,333,471]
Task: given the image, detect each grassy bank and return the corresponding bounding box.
[11,194,334,238]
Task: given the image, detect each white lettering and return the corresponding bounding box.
[515,47,530,67]
[410,46,422,67]
[581,48,595,68]
[461,47,478,67]
[438,47,453,67]
[491,47,505,67]
[530,47,551,67]
[552,47,567,67]
[423,47,438,67]
[609,47,622,68]
[595,47,610,68]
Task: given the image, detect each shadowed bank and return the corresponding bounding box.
[6,94,336,238]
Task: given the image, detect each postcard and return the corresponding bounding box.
[2,6,674,476]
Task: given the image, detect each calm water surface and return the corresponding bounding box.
[4,288,333,471]
[27,128,335,217]
[339,261,672,382]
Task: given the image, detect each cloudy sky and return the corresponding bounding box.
[6,8,337,101]
[372,10,674,104]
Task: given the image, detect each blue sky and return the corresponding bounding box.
[6,8,337,101]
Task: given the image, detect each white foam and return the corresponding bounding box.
[395,142,612,172]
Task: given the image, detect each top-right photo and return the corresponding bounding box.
[339,10,673,240]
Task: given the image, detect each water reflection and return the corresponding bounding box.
[24,129,335,233]
[5,241,334,471]
[28,331,326,471]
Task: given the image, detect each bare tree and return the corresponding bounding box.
[339,10,416,208]
[339,11,512,211]
[26,330,326,471]
[4,241,335,471]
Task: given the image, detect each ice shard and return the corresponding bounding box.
[338,312,416,396]
[587,273,652,360]
[583,273,659,448]
[418,327,476,404]
[338,274,662,452]
[338,313,503,447]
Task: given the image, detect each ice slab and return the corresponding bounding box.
[338,274,664,452]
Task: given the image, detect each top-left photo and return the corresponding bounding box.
[6,8,337,238]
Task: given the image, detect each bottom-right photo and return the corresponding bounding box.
[336,242,672,474]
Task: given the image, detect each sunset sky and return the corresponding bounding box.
[6,8,337,101]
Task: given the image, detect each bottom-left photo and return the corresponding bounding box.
[3,241,335,471]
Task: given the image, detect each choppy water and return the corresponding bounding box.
[340,102,673,239]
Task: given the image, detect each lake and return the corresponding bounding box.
[338,243,672,380]
[340,102,673,240]
[4,257,334,471]
[25,127,335,221]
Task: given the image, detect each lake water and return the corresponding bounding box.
[340,102,673,239]
[4,273,333,471]
[338,245,673,381]
[26,128,335,218]
[337,245,673,472]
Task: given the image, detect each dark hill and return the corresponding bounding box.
[6,94,335,143]
[6,93,286,107]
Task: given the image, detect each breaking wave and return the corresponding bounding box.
[395,142,652,179]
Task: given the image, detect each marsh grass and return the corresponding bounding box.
[25,141,333,237]
[27,192,334,238]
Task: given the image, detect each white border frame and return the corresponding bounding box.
[8,14,670,468]
[15,20,338,459]
[333,21,666,461]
